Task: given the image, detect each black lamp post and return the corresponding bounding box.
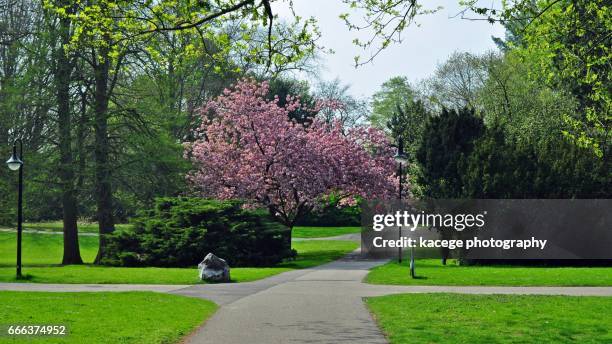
[6,139,24,278]
[393,138,408,264]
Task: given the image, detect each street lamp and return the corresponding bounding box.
[394,138,408,264]
[6,139,24,278]
[393,138,415,278]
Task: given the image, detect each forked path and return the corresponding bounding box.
[173,252,612,344]
[176,253,391,344]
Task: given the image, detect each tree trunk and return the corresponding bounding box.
[93,44,115,264]
[55,9,82,265]
[75,88,87,191]
[287,225,293,250]
[441,247,448,265]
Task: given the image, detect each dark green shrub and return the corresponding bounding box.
[417,107,485,198]
[101,197,295,267]
[296,194,361,226]
[296,205,360,226]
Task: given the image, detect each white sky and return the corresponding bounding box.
[274,0,505,98]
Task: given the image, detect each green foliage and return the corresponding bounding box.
[417,107,484,198]
[518,0,611,157]
[296,206,361,227]
[475,0,611,157]
[416,48,611,200]
[386,99,428,160]
[101,197,295,267]
[296,193,361,226]
[417,106,609,199]
[477,52,575,144]
[370,76,416,129]
[459,127,537,198]
[0,162,14,226]
[461,128,610,198]
[44,0,321,77]
[372,76,428,196]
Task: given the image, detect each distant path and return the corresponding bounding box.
[0,228,98,236]
[0,228,360,241]
[292,233,360,242]
[0,228,361,241]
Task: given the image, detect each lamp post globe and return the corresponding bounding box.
[6,152,23,171]
[394,151,408,165]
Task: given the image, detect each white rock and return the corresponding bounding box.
[198,253,231,282]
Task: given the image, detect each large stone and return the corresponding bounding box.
[198,253,231,282]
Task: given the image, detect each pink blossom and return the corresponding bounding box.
[186,79,404,228]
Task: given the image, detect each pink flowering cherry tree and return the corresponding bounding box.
[185,79,401,236]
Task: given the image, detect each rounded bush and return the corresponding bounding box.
[101,198,295,267]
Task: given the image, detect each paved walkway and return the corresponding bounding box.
[1,252,611,344]
[174,252,612,344]
[175,253,392,344]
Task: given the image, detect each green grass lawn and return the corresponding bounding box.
[0,231,99,264]
[0,232,358,284]
[0,291,216,343]
[366,293,612,343]
[366,259,612,286]
[292,226,361,238]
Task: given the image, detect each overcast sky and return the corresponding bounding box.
[274,0,505,98]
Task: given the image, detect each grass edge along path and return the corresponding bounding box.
[292,226,361,238]
[0,291,217,344]
[366,293,612,344]
[366,259,612,286]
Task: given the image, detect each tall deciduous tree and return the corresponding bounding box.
[521,0,611,159]
[45,0,321,262]
[315,79,369,128]
[423,51,488,111]
[467,0,611,159]
[51,0,82,264]
[370,76,415,129]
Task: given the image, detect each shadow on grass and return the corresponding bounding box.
[278,249,348,269]
[15,274,33,281]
